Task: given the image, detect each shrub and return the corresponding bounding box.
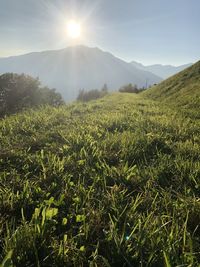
[77,87,108,102]
[119,83,139,93]
[0,73,64,117]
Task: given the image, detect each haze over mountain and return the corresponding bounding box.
[0,46,162,101]
[131,61,192,79]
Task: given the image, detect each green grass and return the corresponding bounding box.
[0,93,200,266]
[143,60,200,117]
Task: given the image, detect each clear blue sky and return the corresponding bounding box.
[0,0,199,65]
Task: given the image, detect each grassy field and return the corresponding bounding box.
[143,61,200,117]
[0,93,200,266]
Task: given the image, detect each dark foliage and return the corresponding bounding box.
[119,83,139,93]
[0,73,64,117]
[77,87,108,102]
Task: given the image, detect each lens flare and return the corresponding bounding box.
[67,20,81,39]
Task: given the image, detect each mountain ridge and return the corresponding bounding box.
[0,46,161,101]
[131,60,192,79]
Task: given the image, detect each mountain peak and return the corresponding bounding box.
[0,46,161,101]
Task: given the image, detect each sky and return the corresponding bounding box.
[0,0,199,65]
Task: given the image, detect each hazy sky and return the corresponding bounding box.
[0,0,199,65]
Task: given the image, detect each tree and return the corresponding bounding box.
[101,83,108,93]
[119,83,139,93]
[76,87,108,102]
[0,73,64,117]
[76,89,85,102]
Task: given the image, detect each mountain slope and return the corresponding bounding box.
[131,60,192,79]
[143,61,200,110]
[0,46,162,101]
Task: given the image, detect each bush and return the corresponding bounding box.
[0,73,64,117]
[77,87,108,102]
[119,83,139,93]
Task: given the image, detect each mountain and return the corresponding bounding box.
[143,60,200,110]
[0,46,161,101]
[131,60,192,79]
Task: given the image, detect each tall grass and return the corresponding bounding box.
[0,93,200,266]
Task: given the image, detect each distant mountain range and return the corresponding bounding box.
[0,46,161,101]
[130,61,192,79]
[0,45,192,101]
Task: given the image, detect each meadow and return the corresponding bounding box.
[0,93,200,266]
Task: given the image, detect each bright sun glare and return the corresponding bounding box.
[67,20,81,39]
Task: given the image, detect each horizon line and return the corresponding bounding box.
[0,45,194,67]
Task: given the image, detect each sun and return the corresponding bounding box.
[67,20,81,39]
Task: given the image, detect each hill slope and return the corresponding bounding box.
[131,60,192,79]
[143,60,200,110]
[1,93,200,266]
[0,46,161,101]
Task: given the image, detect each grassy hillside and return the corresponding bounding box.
[143,61,200,113]
[1,93,200,266]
